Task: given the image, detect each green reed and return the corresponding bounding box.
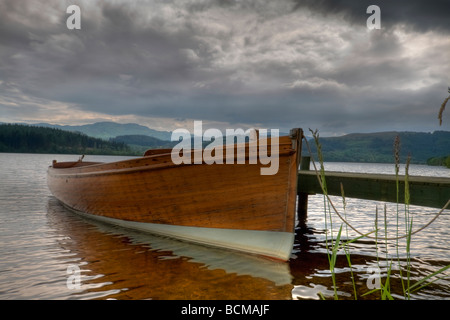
[308,129,449,300]
[438,87,449,126]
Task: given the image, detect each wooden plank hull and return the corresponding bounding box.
[47,129,302,260]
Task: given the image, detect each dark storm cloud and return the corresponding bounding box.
[293,0,450,32]
[0,0,448,134]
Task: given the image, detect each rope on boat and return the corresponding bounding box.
[301,132,450,241]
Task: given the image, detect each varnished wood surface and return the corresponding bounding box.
[47,131,302,234]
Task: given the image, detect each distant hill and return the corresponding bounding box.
[111,135,177,154]
[2,121,449,166]
[0,123,132,155]
[31,121,172,141]
[110,134,234,154]
[111,135,176,148]
[303,131,450,165]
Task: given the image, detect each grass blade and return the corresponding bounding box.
[408,264,450,293]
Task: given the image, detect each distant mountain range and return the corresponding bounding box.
[303,130,450,165]
[29,121,172,141]
[2,122,449,165]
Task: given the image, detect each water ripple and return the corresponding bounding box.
[0,154,449,299]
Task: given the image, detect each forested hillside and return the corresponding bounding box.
[110,135,177,154]
[2,123,449,167]
[111,135,176,148]
[31,121,172,140]
[304,131,450,165]
[0,124,132,155]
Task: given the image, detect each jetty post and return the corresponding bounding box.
[297,156,312,226]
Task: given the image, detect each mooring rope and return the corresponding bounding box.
[301,133,450,241]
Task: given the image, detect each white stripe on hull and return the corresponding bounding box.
[66,205,294,261]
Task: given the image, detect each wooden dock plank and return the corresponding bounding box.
[298,170,450,209]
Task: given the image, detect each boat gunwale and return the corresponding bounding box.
[48,149,296,178]
[48,139,297,178]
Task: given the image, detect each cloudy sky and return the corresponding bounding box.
[0,0,449,135]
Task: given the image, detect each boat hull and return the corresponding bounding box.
[47,129,302,260]
[63,205,295,261]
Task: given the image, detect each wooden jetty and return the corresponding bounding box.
[297,156,450,220]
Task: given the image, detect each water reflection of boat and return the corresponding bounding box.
[46,197,294,299]
[47,129,303,261]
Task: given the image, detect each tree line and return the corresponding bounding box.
[427,156,450,168]
[303,131,450,167]
[0,123,132,155]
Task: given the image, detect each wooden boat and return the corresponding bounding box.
[47,128,303,261]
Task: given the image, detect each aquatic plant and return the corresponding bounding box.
[438,87,450,126]
[305,130,450,300]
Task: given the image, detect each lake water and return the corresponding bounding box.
[0,153,449,300]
